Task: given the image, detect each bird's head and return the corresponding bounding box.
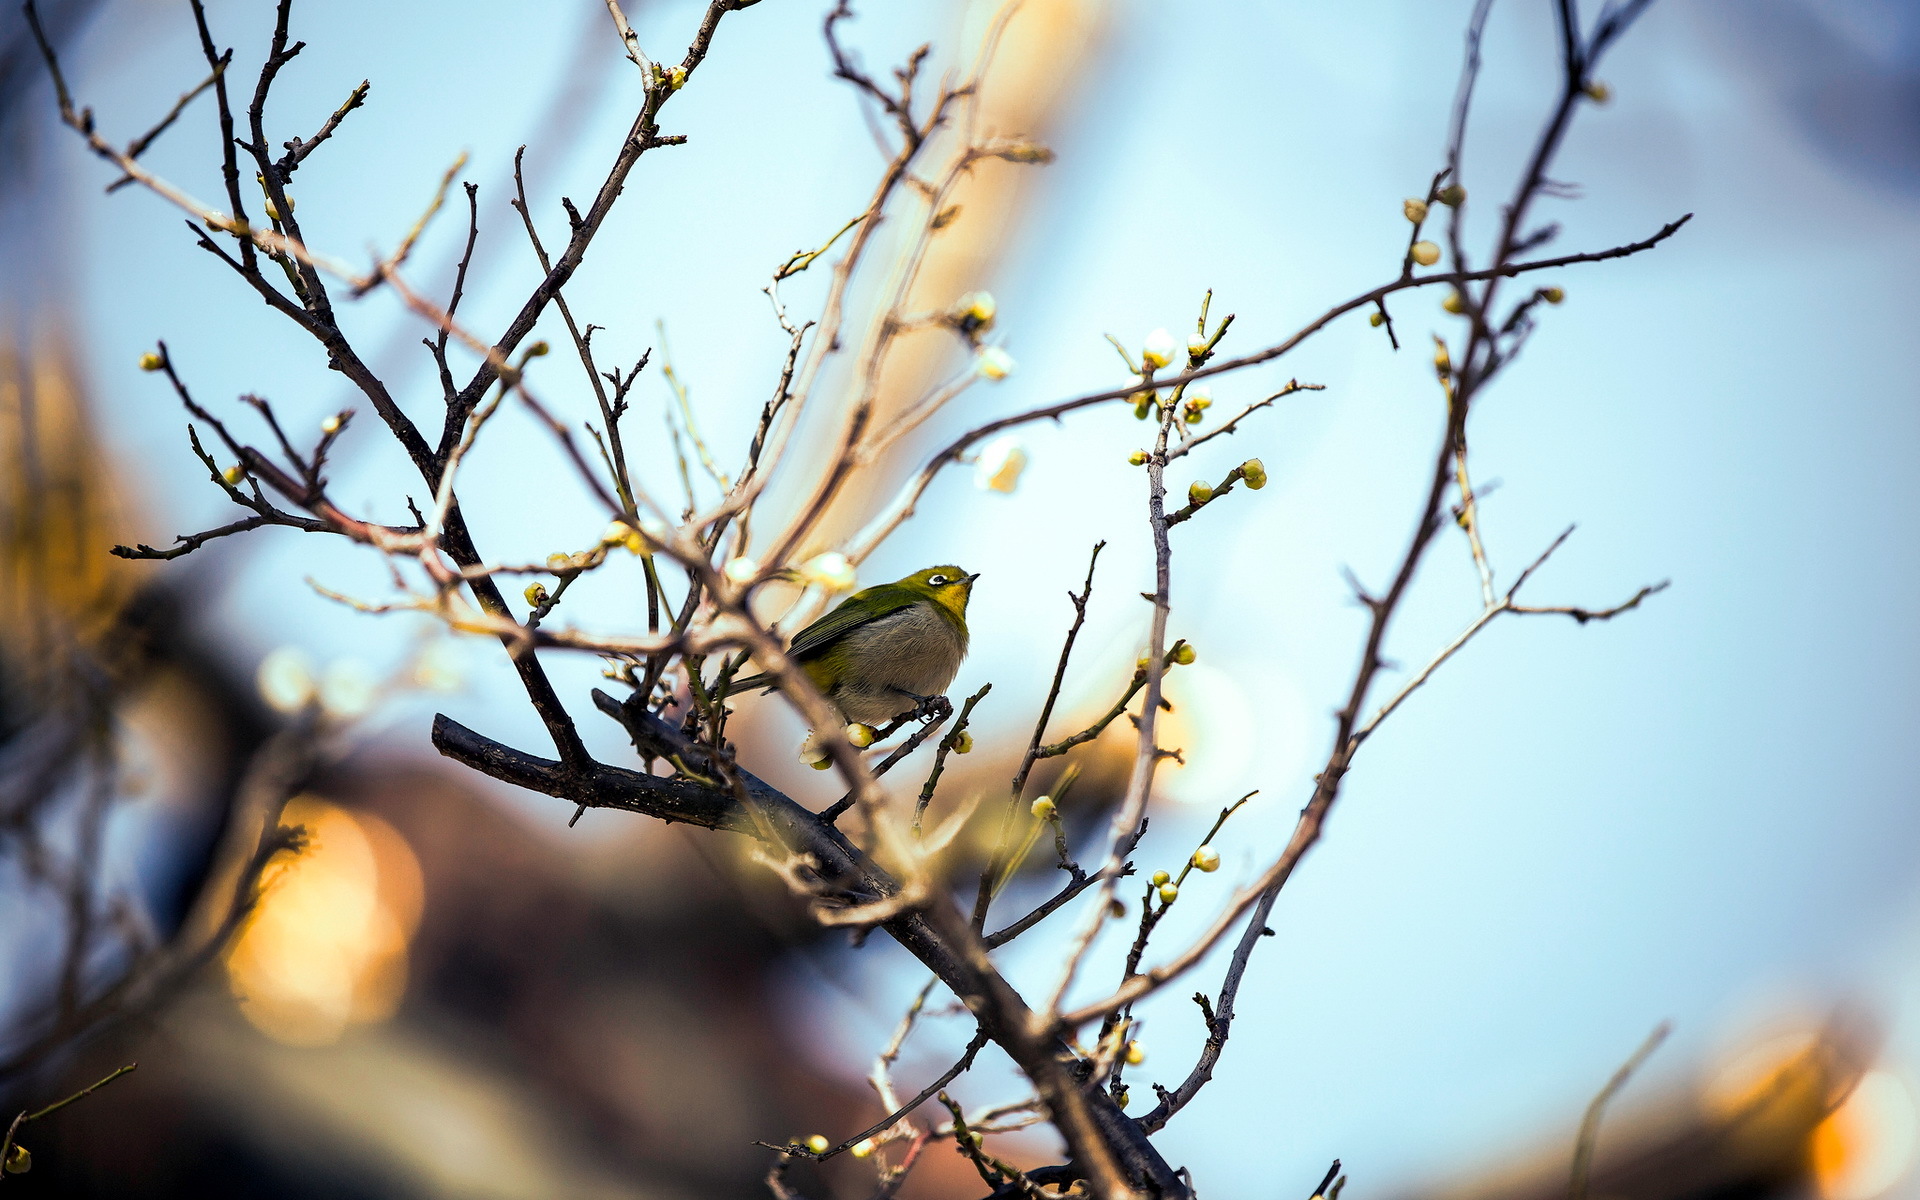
[898,564,979,620]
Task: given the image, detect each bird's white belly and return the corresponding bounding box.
[829,603,967,724]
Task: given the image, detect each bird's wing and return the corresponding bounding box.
[784,584,923,662]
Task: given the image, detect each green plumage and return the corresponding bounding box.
[730,564,977,725]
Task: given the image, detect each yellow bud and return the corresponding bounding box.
[602,520,633,546]
[951,730,974,755]
[1128,450,1148,466]
[954,290,997,328]
[624,531,648,556]
[804,1135,830,1155]
[1584,79,1611,104]
[1141,328,1177,371]
[1150,869,1171,887]
[1115,1087,1130,1108]
[809,757,833,771]
[138,351,164,372]
[1186,333,1209,362]
[1437,183,1467,207]
[547,553,572,571]
[666,65,688,91]
[1172,641,1196,666]
[1433,337,1452,377]
[802,551,857,592]
[525,340,550,357]
[975,346,1016,380]
[321,413,343,435]
[850,1139,876,1159]
[1240,459,1267,490]
[1126,1041,1147,1066]
[1158,882,1179,904]
[1184,407,1203,425]
[1108,898,1127,919]
[222,464,244,485]
[845,722,877,749]
[4,1143,29,1175]
[723,556,760,585]
[1187,480,1212,506]
[1186,385,1211,410]
[1133,396,1153,420]
[524,582,549,607]
[1543,286,1565,305]
[1410,241,1441,267]
[1192,845,1221,872]
[1441,291,1465,314]
[1030,795,1056,820]
[1368,311,1385,328]
[1403,197,1429,223]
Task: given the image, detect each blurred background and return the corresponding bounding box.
[2,0,1919,1196]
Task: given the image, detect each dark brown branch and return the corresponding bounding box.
[277,79,370,175]
[432,712,1191,1198]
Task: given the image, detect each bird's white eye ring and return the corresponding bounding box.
[929,574,948,585]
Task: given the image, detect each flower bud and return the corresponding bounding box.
[1115,1087,1130,1108]
[723,556,760,585]
[4,1143,29,1175]
[1543,286,1565,305]
[1433,339,1452,377]
[1584,79,1611,104]
[1150,869,1171,887]
[1437,183,1467,207]
[1108,898,1127,919]
[1403,197,1429,223]
[1185,385,1212,410]
[1132,394,1154,420]
[1187,480,1212,506]
[1184,407,1203,425]
[951,730,974,754]
[1031,795,1056,820]
[1140,328,1177,371]
[805,1135,830,1155]
[954,290,997,330]
[602,520,633,546]
[666,65,688,91]
[1191,845,1221,872]
[525,340,550,357]
[974,435,1027,494]
[138,352,164,372]
[1187,333,1209,362]
[321,413,343,435]
[524,582,549,607]
[850,1139,876,1159]
[1172,641,1196,665]
[845,722,877,749]
[802,551,857,592]
[222,464,244,485]
[1410,241,1441,267]
[1125,1041,1147,1066]
[1158,882,1180,903]
[1369,311,1385,327]
[975,346,1015,380]
[1127,449,1148,466]
[1240,459,1267,490]
[1441,291,1465,314]
[800,734,831,768]
[547,553,572,571]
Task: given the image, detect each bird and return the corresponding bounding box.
[729,565,978,727]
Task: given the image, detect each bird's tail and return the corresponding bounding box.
[721,672,779,696]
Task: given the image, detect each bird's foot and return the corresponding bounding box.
[888,688,953,725]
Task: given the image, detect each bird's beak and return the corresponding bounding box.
[966,572,982,583]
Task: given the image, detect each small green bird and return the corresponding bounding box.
[731,564,978,726]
